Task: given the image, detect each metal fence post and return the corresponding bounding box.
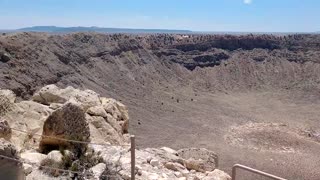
[130,135,135,180]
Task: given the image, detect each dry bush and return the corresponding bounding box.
[0,95,12,116]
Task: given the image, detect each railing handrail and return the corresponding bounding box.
[232,164,287,180]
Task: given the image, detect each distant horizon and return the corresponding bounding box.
[0,25,318,34]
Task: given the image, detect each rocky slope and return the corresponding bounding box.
[0,86,230,180]
[1,33,320,98]
[1,32,320,179]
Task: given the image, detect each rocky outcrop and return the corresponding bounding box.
[2,100,52,151]
[33,85,101,110]
[33,85,130,147]
[167,50,230,70]
[0,85,230,180]
[100,98,129,134]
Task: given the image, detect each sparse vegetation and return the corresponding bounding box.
[0,95,12,116]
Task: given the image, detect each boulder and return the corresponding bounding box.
[23,163,33,175]
[143,148,182,164]
[202,169,231,180]
[150,159,160,167]
[0,51,11,62]
[184,158,209,173]
[0,89,16,103]
[3,101,52,151]
[32,85,66,105]
[177,148,218,172]
[87,105,108,117]
[40,150,71,178]
[160,147,178,155]
[33,85,101,110]
[90,163,106,179]
[46,150,63,164]
[92,144,127,166]
[49,103,63,110]
[40,102,90,154]
[164,162,189,175]
[147,172,159,180]
[20,152,47,164]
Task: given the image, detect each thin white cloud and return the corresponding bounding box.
[244,0,253,4]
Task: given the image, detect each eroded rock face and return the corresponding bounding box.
[87,115,128,145]
[100,98,129,134]
[40,102,90,154]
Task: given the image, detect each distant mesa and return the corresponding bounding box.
[17,26,193,34]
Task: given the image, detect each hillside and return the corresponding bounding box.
[1,32,320,179]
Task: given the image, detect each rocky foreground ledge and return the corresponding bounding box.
[0,85,230,180]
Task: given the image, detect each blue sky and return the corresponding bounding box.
[0,0,319,32]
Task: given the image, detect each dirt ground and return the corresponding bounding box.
[129,90,320,180]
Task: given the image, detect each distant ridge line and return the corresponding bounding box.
[17,26,193,34]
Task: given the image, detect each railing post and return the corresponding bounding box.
[232,165,237,180]
[130,135,135,180]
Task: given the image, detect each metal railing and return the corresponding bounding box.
[232,164,287,180]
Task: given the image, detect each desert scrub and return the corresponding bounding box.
[40,158,66,177]
[70,149,104,172]
[0,95,13,116]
